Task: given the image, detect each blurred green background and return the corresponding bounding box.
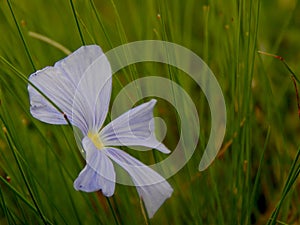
[0,0,299,224]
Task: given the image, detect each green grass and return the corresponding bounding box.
[0,0,299,224]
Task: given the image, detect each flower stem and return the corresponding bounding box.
[106,197,121,225]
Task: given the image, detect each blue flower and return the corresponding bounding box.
[28,45,173,218]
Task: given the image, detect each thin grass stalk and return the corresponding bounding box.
[267,147,300,225]
[69,0,85,45]
[6,0,36,71]
[0,125,50,225]
[0,184,10,225]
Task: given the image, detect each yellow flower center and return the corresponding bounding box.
[88,132,104,150]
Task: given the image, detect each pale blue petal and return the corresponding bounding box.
[28,66,76,125]
[72,50,112,132]
[28,45,111,134]
[55,45,104,87]
[73,136,115,196]
[105,147,173,218]
[100,99,170,153]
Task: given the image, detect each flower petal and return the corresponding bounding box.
[72,49,112,132]
[105,147,173,218]
[28,45,112,135]
[100,99,170,153]
[28,66,75,125]
[74,136,115,196]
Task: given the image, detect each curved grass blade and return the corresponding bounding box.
[258,51,300,119]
